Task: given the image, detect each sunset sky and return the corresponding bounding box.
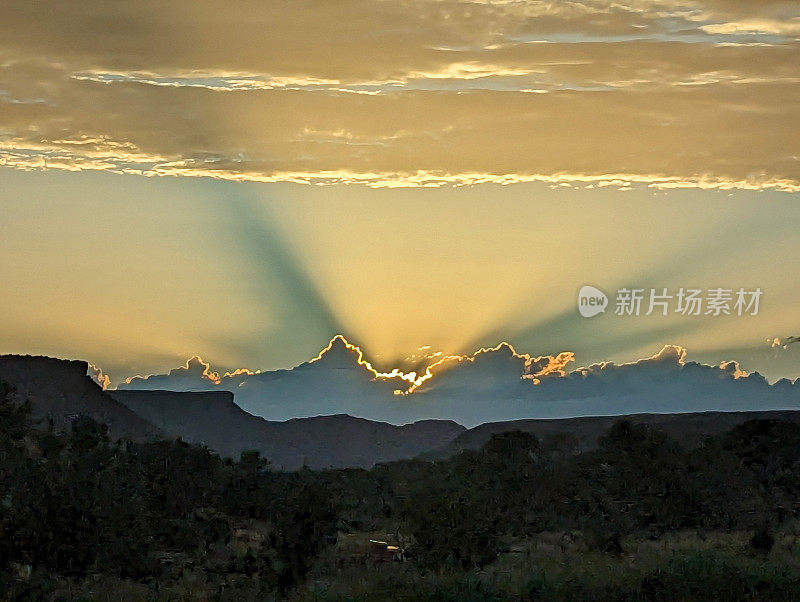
[1,0,798,386]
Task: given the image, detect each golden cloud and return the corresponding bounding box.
[0,0,797,189]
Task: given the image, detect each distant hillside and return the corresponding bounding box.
[110,389,466,469]
[0,355,161,441]
[430,410,800,459]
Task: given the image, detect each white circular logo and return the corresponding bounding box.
[578,285,608,318]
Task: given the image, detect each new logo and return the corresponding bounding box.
[578,285,608,318]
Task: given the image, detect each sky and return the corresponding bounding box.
[1,0,799,389]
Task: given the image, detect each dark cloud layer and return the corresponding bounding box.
[118,337,800,426]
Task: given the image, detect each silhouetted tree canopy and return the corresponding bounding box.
[3,384,800,599]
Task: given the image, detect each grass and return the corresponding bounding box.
[296,528,800,601]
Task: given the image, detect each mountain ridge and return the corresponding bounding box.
[428,409,800,460]
[7,352,800,471]
[109,388,466,469]
[0,354,161,441]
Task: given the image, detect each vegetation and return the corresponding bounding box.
[3,379,800,600]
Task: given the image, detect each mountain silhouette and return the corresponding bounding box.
[6,353,800,471]
[110,388,465,469]
[0,355,161,441]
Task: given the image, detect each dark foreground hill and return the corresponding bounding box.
[431,409,800,459]
[0,355,160,441]
[109,389,466,469]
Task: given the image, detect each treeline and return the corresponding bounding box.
[3,379,800,599]
[0,382,336,598]
[315,417,800,572]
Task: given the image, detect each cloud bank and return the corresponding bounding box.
[1,0,798,189]
[117,335,800,427]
